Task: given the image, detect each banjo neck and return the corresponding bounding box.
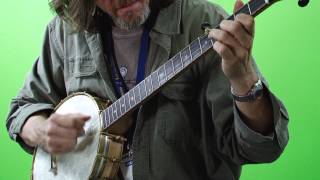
[101,0,278,130]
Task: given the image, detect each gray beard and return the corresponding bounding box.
[111,6,150,30]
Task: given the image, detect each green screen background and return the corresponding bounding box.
[0,0,319,179]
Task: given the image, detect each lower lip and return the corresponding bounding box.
[116,1,142,16]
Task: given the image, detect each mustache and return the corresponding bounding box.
[115,0,138,8]
[111,5,150,30]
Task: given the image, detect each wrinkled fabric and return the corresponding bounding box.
[6,0,289,179]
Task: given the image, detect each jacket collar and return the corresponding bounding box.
[152,0,182,35]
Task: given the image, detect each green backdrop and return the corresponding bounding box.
[0,0,319,179]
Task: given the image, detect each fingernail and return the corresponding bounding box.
[81,114,91,120]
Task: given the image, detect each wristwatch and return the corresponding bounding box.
[231,79,264,102]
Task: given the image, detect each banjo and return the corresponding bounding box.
[31,0,309,179]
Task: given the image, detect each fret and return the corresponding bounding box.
[190,40,202,60]
[189,45,193,61]
[247,3,252,15]
[210,38,215,50]
[199,36,212,51]
[145,77,153,95]
[112,104,118,120]
[102,110,107,128]
[120,97,126,115]
[228,3,249,20]
[109,105,115,124]
[139,80,147,99]
[249,0,267,16]
[125,93,131,110]
[236,3,250,16]
[151,71,160,90]
[114,101,121,117]
[129,90,135,107]
[164,63,168,81]
[124,93,129,112]
[165,61,174,79]
[198,37,203,54]
[156,70,160,88]
[179,52,184,68]
[134,86,141,104]
[181,48,190,67]
[138,85,142,102]
[117,100,122,116]
[149,75,154,93]
[171,58,175,74]
[107,106,115,125]
[172,55,183,73]
[132,89,137,105]
[158,66,166,85]
[116,100,121,117]
[227,0,267,20]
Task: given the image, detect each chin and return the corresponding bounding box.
[112,5,150,30]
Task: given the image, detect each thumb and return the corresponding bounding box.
[234,0,244,13]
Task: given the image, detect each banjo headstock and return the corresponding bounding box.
[298,0,310,7]
[235,0,310,18]
[269,0,310,7]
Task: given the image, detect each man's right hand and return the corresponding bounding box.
[20,113,90,154]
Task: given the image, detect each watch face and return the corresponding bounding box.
[251,79,264,101]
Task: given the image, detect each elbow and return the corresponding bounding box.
[240,136,288,164]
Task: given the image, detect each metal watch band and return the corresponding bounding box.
[231,79,264,102]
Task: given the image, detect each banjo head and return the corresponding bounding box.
[32,93,113,180]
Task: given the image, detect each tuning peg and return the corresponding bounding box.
[201,22,211,31]
[298,0,309,7]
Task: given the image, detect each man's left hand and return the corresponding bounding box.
[209,0,259,95]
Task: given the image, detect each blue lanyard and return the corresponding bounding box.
[136,28,150,85]
[107,27,150,98]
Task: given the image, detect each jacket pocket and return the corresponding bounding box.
[66,57,104,96]
[68,57,97,77]
[155,78,200,144]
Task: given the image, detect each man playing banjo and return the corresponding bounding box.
[6,0,289,179]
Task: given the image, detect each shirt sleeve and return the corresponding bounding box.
[200,49,289,164]
[6,18,66,154]
[195,2,289,164]
[233,82,289,163]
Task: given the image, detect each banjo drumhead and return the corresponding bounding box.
[32,94,103,180]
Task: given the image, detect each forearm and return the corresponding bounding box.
[20,112,48,148]
[230,74,274,135]
[235,93,273,135]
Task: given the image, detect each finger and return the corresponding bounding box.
[234,0,244,13]
[213,41,235,61]
[46,122,78,138]
[46,136,77,154]
[235,14,255,36]
[209,28,240,53]
[209,28,247,58]
[51,113,90,129]
[219,20,253,50]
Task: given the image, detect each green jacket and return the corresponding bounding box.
[6,0,289,179]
